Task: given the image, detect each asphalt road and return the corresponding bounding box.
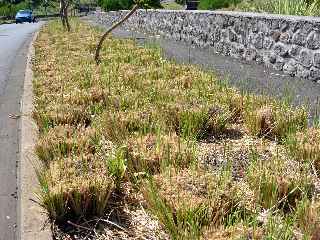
[87,17,320,124]
[0,22,42,240]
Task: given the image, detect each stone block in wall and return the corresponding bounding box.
[214,42,224,54]
[292,30,307,46]
[271,30,281,42]
[283,59,297,76]
[280,20,290,32]
[274,57,285,71]
[230,43,244,59]
[310,67,320,81]
[306,31,320,50]
[263,37,274,50]
[273,43,288,57]
[289,45,302,59]
[253,32,264,49]
[267,52,277,64]
[300,49,313,68]
[269,19,280,30]
[296,65,310,79]
[279,31,293,44]
[313,51,320,68]
[228,28,238,42]
[244,48,257,61]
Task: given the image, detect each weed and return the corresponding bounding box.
[107,147,127,188]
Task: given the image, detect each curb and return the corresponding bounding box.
[19,30,52,240]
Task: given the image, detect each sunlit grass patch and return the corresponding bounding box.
[143,169,215,240]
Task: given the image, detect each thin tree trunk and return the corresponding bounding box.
[60,0,66,27]
[94,4,139,64]
[64,3,71,32]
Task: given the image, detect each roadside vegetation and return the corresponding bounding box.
[97,0,161,11]
[0,0,59,19]
[0,0,29,19]
[197,0,320,16]
[236,0,320,16]
[161,1,184,10]
[198,0,241,10]
[33,19,320,239]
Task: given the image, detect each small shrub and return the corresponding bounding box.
[97,0,161,10]
[98,0,133,11]
[175,0,185,5]
[107,147,127,188]
[198,0,241,10]
[0,1,28,18]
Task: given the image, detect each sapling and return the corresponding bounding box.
[95,0,152,64]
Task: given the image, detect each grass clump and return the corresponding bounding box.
[143,169,216,240]
[143,167,255,239]
[286,128,320,173]
[126,133,196,175]
[37,155,115,222]
[35,125,102,165]
[246,155,314,210]
[244,101,307,140]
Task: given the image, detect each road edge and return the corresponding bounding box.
[19,29,52,240]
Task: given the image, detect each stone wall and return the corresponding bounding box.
[93,10,320,81]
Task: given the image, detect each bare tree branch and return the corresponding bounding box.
[94,4,139,64]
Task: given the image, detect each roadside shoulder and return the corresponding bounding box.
[19,29,52,240]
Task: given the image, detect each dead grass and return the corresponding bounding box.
[126,133,196,175]
[32,19,319,239]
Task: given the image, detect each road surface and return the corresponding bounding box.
[0,22,42,240]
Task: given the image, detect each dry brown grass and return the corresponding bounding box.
[126,134,196,175]
[32,19,317,239]
[35,125,101,164]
